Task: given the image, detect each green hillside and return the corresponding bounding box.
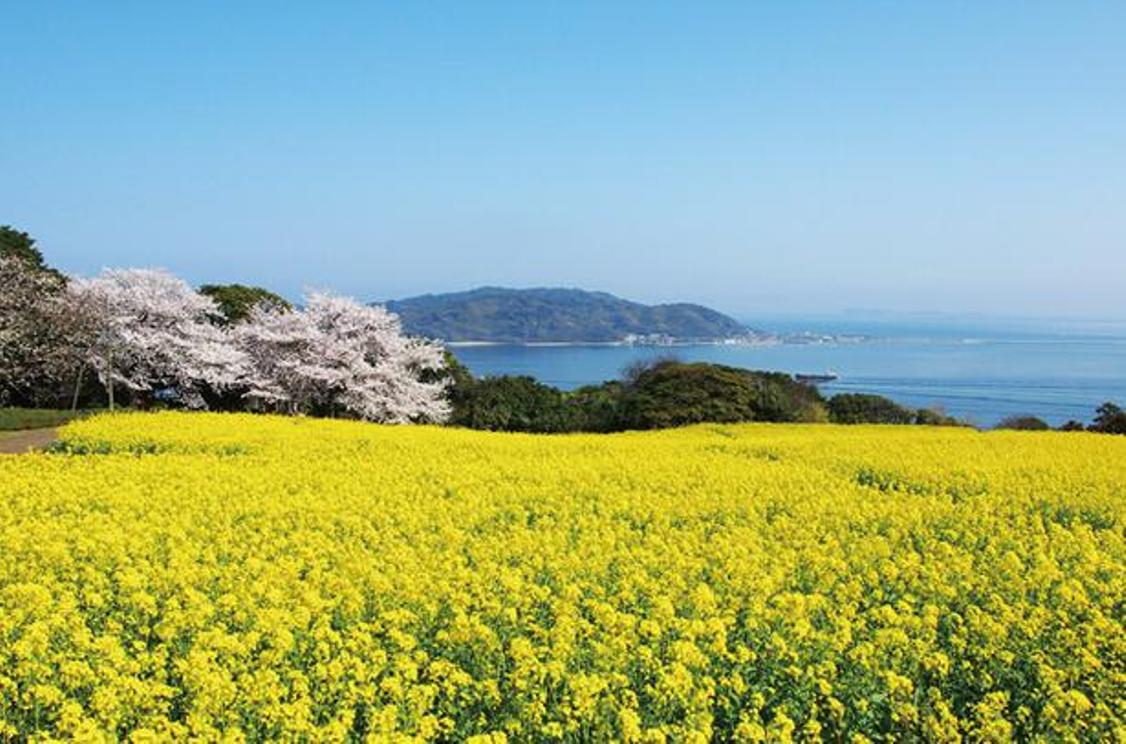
[383,287,756,343]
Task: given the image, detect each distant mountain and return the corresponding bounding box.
[382,287,757,343]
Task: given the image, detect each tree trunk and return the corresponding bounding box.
[71,364,86,412]
[106,349,115,412]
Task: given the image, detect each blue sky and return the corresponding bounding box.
[3,2,1124,318]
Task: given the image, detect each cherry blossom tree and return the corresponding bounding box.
[236,291,449,423]
[233,304,329,414]
[68,268,248,409]
[7,262,448,421]
[0,256,91,407]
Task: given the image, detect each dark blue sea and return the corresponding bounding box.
[450,315,1126,428]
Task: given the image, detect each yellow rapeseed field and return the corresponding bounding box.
[1,412,1124,742]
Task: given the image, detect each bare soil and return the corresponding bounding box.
[0,428,58,454]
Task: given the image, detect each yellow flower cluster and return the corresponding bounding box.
[1,412,1124,741]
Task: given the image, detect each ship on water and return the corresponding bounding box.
[794,371,839,384]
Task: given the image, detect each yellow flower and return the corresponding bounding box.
[0,411,1121,740]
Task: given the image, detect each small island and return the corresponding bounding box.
[383,286,770,344]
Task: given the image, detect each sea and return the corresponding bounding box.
[449,314,1126,428]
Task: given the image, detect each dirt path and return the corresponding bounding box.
[0,428,59,454]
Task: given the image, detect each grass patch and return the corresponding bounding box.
[0,407,97,431]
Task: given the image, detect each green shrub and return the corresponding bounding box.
[828,393,914,425]
[996,415,1051,431]
[617,361,826,430]
[565,382,624,433]
[913,407,967,427]
[448,375,576,433]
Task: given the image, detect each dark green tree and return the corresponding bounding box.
[199,284,291,325]
[1,225,45,267]
[1091,402,1126,434]
[0,225,65,282]
[419,350,476,416]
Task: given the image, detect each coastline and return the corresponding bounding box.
[442,336,866,349]
[445,337,787,349]
[448,328,1126,427]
